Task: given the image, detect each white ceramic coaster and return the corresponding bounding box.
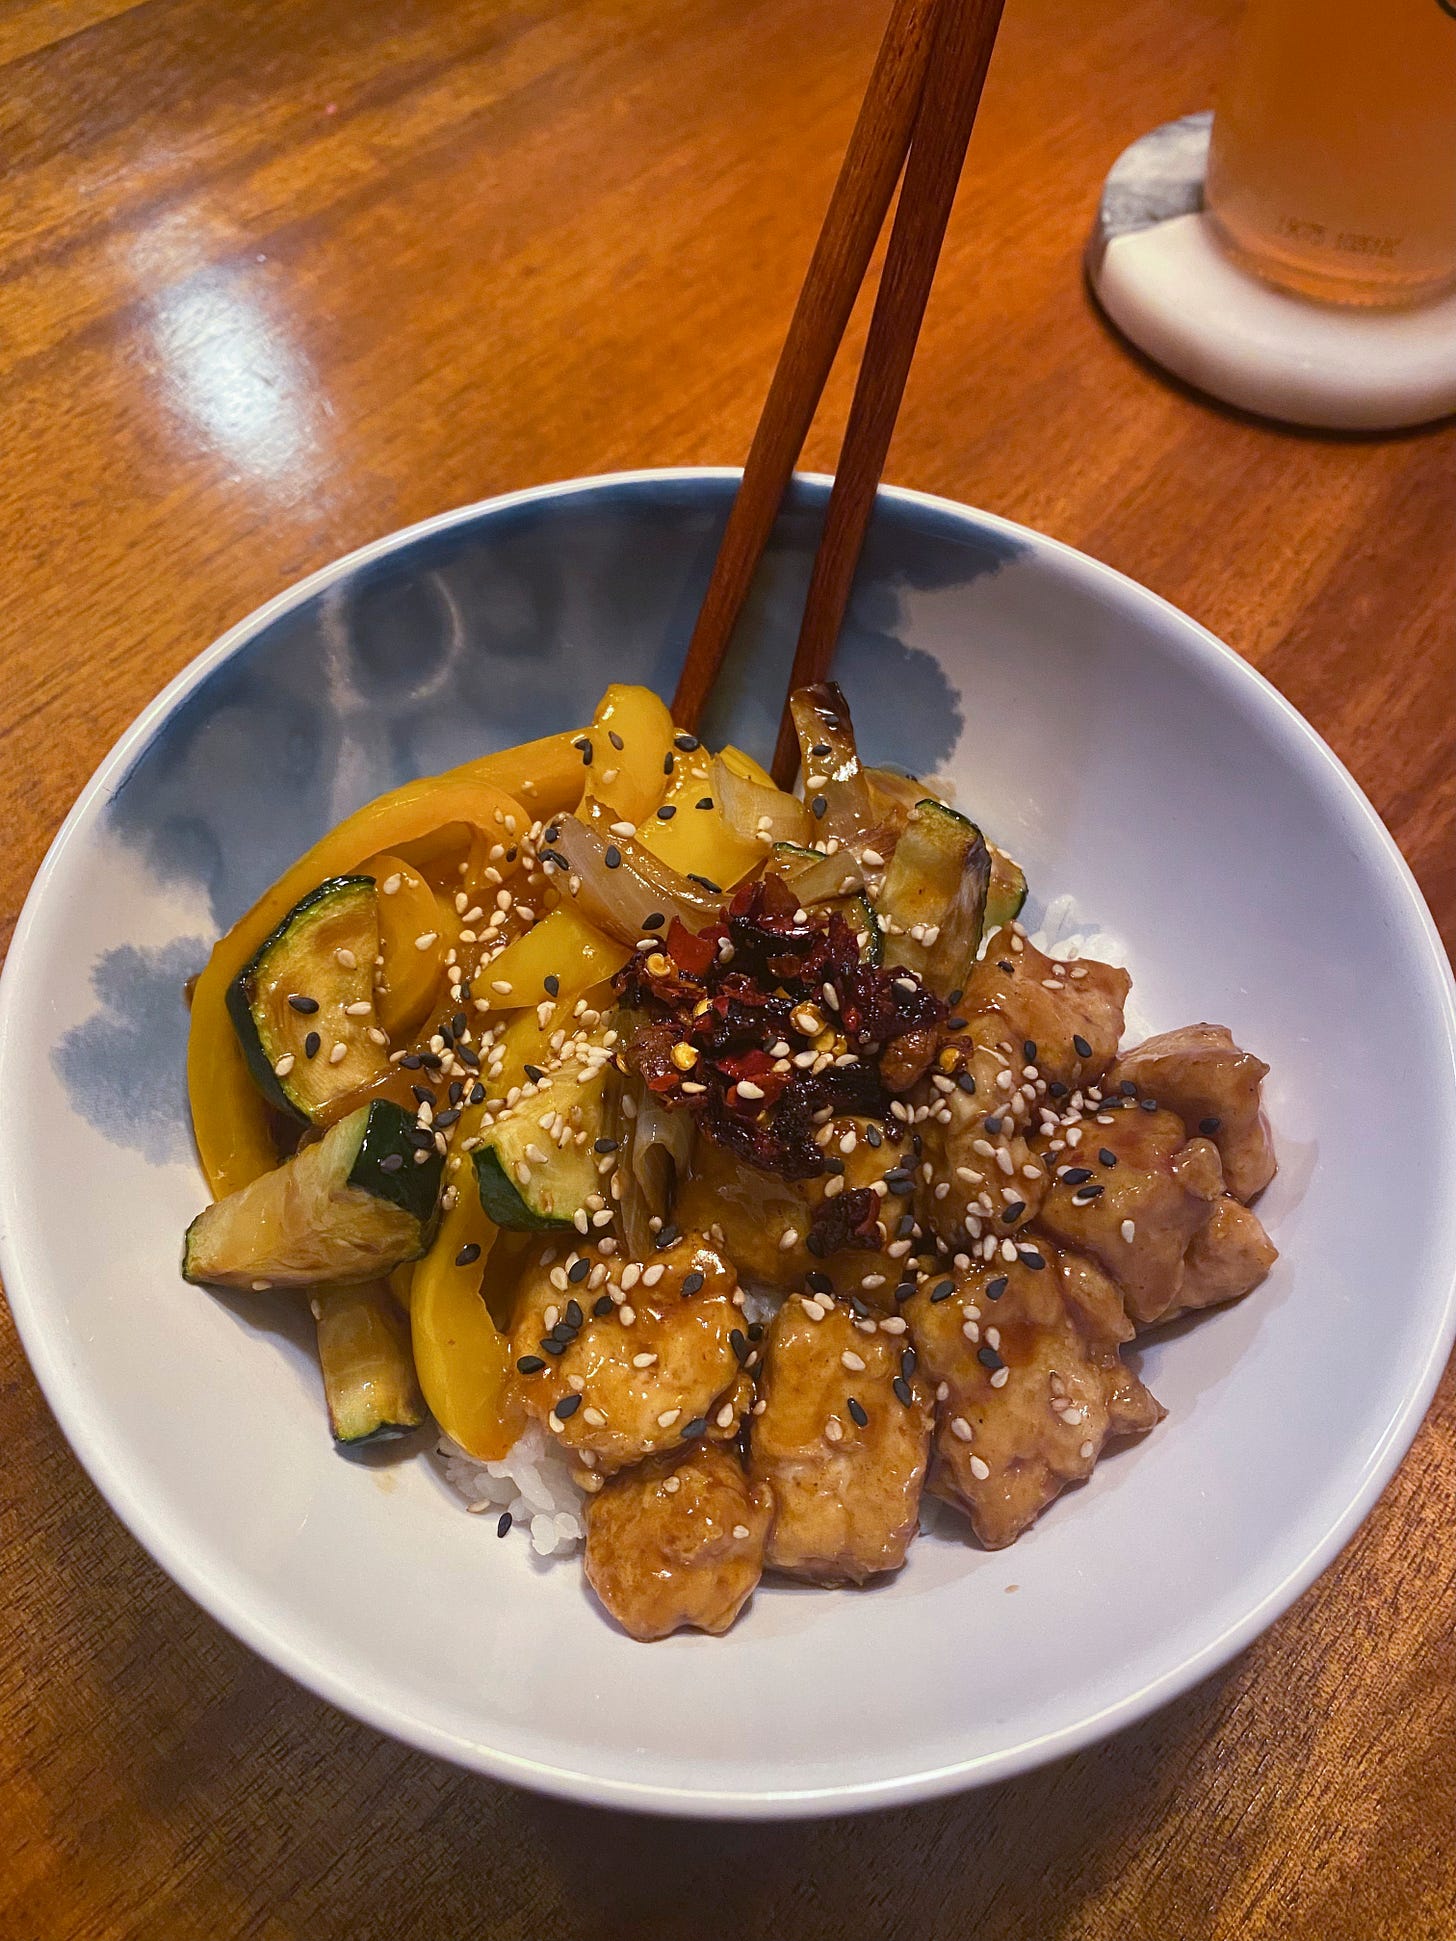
[1086,112,1456,432]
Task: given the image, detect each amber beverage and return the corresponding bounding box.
[1204,0,1456,307]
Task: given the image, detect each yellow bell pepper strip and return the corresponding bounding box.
[365,853,442,1042]
[409,1183,522,1461]
[470,905,630,1013]
[636,744,764,889]
[718,743,776,790]
[442,728,590,821]
[407,987,614,1459]
[582,684,675,828]
[188,774,528,1201]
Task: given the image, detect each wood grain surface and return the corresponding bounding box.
[2,1,1453,1936]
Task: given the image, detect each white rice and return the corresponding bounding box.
[439,1423,585,1557]
[1028,892,1154,1044]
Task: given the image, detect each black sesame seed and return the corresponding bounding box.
[458,1046,481,1070]
[543,974,560,997]
[847,1397,869,1427]
[977,1345,1004,1371]
[695,796,714,810]
[687,873,721,893]
[746,1322,764,1342]
[956,1072,977,1094]
[997,959,1015,974]
[865,1124,883,1147]
[656,804,677,820]
[1072,1183,1105,1202]
[579,740,593,766]
[287,993,319,1014]
[849,1295,872,1319]
[516,1355,545,1374]
[454,1242,482,1267]
[1199,1115,1222,1135]
[930,1279,955,1303]
[1047,1080,1069,1099]
[810,742,831,757]
[679,1414,708,1439]
[405,1126,436,1150]
[894,1280,916,1304]
[984,1115,1004,1135]
[303,1031,321,1058]
[674,732,700,752]
[378,1153,404,1173]
[1139,1097,1159,1113]
[448,1080,464,1105]
[641,912,665,930]
[810,795,827,819]
[607,729,625,750]
[892,1377,913,1408]
[604,845,622,869]
[1099,1147,1118,1167]
[900,1347,917,1379]
[540,1338,568,1356]
[550,1319,577,1343]
[947,1016,968,1032]
[1001,1200,1027,1224]
[434,1107,461,1128]
[806,1270,833,1294]
[523,1063,545,1083]
[411,1084,435,1106]
[497,1511,513,1537]
[654,1224,682,1251]
[985,1274,1008,1300]
[1062,1166,1094,1185]
[896,1214,916,1238]
[730,1328,750,1364]
[470,1082,486,1104]
[593,1294,615,1317]
[823,1154,846,1176]
[553,1394,582,1420]
[567,1257,591,1283]
[400,1053,423,1070]
[1023,1039,1037,1062]
[1018,1249,1047,1271]
[593,1137,619,1154]
[451,1011,467,1038]
[1072,1034,1093,1059]
[544,826,560,845]
[419,1051,442,1070]
[565,1299,583,1328]
[540,850,570,872]
[1121,1079,1137,1097]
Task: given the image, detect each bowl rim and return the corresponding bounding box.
[3,466,1454,1819]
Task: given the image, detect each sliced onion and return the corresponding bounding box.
[549,815,720,944]
[616,1075,693,1259]
[789,683,877,843]
[767,842,864,905]
[710,756,809,849]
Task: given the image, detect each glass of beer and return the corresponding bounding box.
[1204,0,1456,307]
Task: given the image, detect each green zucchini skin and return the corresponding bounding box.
[473,1146,574,1231]
[986,847,1029,934]
[315,1281,427,1445]
[471,1065,607,1230]
[878,799,991,994]
[227,876,386,1122]
[182,1100,441,1289]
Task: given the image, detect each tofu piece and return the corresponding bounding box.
[584,1442,772,1641]
[960,934,1130,1088]
[508,1236,742,1472]
[1108,1022,1275,1203]
[1165,1194,1278,1321]
[749,1297,933,1584]
[906,1247,1163,1549]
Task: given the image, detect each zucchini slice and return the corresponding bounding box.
[876,799,991,994]
[986,844,1028,933]
[473,1061,609,1230]
[768,841,864,906]
[315,1280,427,1445]
[226,876,390,1122]
[831,891,884,966]
[183,1100,441,1288]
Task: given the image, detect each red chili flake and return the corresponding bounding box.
[614,877,944,1179]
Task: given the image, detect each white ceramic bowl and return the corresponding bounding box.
[3,471,1453,1817]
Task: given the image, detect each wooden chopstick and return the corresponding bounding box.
[670,0,943,736]
[769,0,1006,786]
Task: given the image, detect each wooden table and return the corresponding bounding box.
[3,1,1453,1934]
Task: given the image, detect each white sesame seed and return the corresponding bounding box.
[716,1401,737,1428]
[366,1025,389,1045]
[970,1455,991,1480]
[962,1320,980,1342]
[824,1418,844,1443]
[736,1079,765,1100]
[732,1523,751,1540]
[1121,1219,1137,1242]
[515,1161,532,1186]
[251,1277,272,1291]
[328,1041,348,1065]
[272,1053,295,1077]
[778,1227,800,1251]
[990,1366,1010,1388]
[1079,1439,1095,1460]
[640,1263,665,1287]
[656,1408,680,1428]
[840,1350,866,1372]
[950,1415,973,1441]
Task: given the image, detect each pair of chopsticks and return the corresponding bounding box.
[671,0,1007,788]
